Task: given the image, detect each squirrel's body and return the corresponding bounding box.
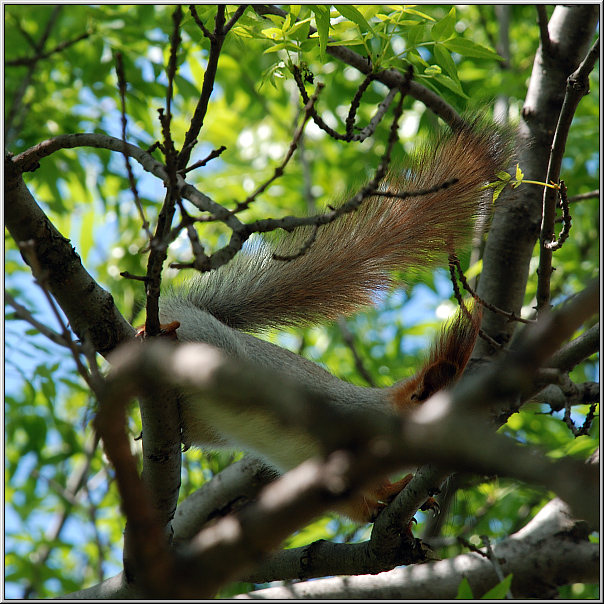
[157,119,511,522]
[159,298,387,469]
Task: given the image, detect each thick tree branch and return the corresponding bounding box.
[535,5,551,56]
[81,300,601,598]
[104,276,598,531]
[173,458,277,543]
[530,381,599,413]
[4,157,134,355]
[474,5,599,357]
[238,498,597,599]
[546,322,599,372]
[536,37,600,312]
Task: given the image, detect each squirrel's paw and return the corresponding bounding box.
[338,473,439,532]
[420,496,440,515]
[135,321,181,341]
[337,473,415,524]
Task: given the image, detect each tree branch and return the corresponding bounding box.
[5,5,62,141]
[5,154,134,355]
[475,5,599,357]
[239,498,597,599]
[179,5,247,170]
[536,37,600,312]
[253,5,466,130]
[546,322,599,372]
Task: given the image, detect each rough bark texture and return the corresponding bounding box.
[5,163,135,354]
[474,5,600,356]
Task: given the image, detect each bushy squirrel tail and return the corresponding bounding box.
[173,119,511,332]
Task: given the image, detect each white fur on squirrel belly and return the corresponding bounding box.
[159,298,393,473]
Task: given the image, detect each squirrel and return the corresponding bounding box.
[144,118,511,524]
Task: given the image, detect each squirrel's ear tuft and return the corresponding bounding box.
[419,359,458,400]
[388,303,481,412]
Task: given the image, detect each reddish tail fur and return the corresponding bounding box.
[341,305,482,524]
[160,119,507,526]
[170,122,510,332]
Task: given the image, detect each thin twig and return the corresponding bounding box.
[560,373,599,437]
[165,6,182,132]
[449,255,534,324]
[273,225,319,261]
[186,224,210,271]
[545,181,571,251]
[535,5,551,56]
[291,64,396,143]
[536,37,600,313]
[177,145,226,175]
[114,52,151,238]
[21,434,101,599]
[337,318,376,387]
[6,6,62,140]
[171,72,412,273]
[355,87,399,141]
[17,240,101,394]
[377,178,458,200]
[179,5,246,170]
[6,28,93,67]
[5,291,76,349]
[145,5,184,337]
[223,4,248,36]
[253,5,466,131]
[9,12,38,49]
[190,4,214,40]
[567,189,599,202]
[119,271,149,283]
[234,82,325,214]
[481,535,514,599]
[346,72,376,137]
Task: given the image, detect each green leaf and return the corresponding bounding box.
[403,7,435,21]
[327,39,366,48]
[260,62,286,88]
[465,258,483,280]
[433,72,468,98]
[23,416,48,453]
[425,64,442,76]
[360,5,380,22]
[263,14,285,27]
[491,180,508,202]
[261,26,284,40]
[443,38,502,60]
[433,44,459,82]
[482,574,513,599]
[404,23,426,49]
[309,5,330,59]
[431,7,456,41]
[174,74,200,98]
[560,434,598,459]
[336,5,375,35]
[264,42,300,54]
[287,18,311,42]
[456,577,474,599]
